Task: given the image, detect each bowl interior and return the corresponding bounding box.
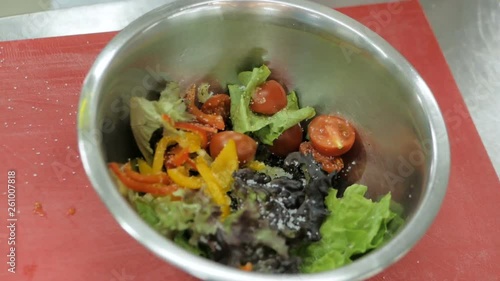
[98,2,432,207]
[79,1,449,280]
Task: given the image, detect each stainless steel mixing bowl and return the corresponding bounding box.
[77,0,450,280]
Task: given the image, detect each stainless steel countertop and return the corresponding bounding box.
[420,0,499,177]
[1,0,498,177]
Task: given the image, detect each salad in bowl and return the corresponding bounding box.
[108,65,403,273]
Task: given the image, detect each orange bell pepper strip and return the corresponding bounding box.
[165,146,190,168]
[175,121,218,134]
[185,84,225,130]
[186,158,197,170]
[109,163,178,196]
[161,114,174,125]
[240,263,253,271]
[162,113,212,148]
[123,163,171,184]
[175,122,213,149]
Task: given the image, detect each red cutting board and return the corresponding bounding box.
[0,0,499,280]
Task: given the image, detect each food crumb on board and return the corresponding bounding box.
[33,202,46,217]
[67,207,76,216]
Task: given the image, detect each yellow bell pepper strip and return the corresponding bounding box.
[175,122,214,149]
[124,163,171,184]
[152,136,177,174]
[167,166,204,189]
[211,139,239,192]
[109,163,178,196]
[196,157,231,218]
[177,131,203,153]
[246,160,266,172]
[137,158,153,175]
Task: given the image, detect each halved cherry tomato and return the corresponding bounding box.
[209,131,257,164]
[201,94,231,120]
[250,80,287,115]
[269,124,303,157]
[299,142,344,173]
[308,115,356,157]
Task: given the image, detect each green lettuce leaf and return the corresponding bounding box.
[134,199,159,226]
[229,65,316,145]
[129,98,162,164]
[260,165,292,179]
[228,66,272,133]
[132,189,297,271]
[155,82,194,121]
[253,92,316,144]
[196,83,213,103]
[132,190,219,238]
[300,184,403,273]
[130,82,194,163]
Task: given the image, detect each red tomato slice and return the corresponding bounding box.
[269,124,303,157]
[299,142,344,173]
[209,131,257,164]
[250,80,287,115]
[308,115,356,157]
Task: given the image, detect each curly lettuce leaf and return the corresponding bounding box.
[173,232,206,256]
[229,65,316,145]
[130,82,194,163]
[214,201,299,273]
[222,206,289,257]
[132,190,219,238]
[301,184,403,273]
[133,187,298,272]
